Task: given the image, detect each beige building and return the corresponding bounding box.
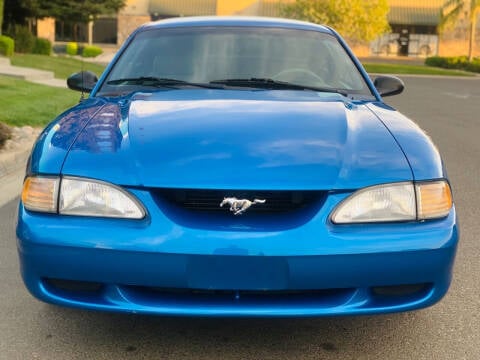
[37,0,479,57]
[116,0,294,44]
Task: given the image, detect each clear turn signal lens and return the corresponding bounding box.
[21,177,59,213]
[416,181,452,220]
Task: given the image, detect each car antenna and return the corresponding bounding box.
[80,57,85,102]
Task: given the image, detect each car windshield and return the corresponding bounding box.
[97,26,373,98]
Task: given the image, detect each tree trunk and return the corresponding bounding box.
[0,0,4,36]
[88,20,93,45]
[468,8,477,61]
[468,13,477,61]
[73,23,78,42]
[437,33,441,56]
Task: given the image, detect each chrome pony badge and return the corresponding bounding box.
[220,197,266,215]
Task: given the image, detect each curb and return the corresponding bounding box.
[0,146,30,207]
[0,147,30,179]
[368,72,480,79]
[0,126,41,183]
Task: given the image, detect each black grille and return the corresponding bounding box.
[156,189,325,214]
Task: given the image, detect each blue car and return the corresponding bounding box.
[17,17,458,316]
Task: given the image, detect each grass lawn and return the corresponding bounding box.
[362,62,474,76]
[0,76,80,127]
[11,54,106,80]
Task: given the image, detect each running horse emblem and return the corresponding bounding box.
[219,197,266,215]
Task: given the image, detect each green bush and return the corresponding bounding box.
[445,56,468,69]
[0,122,12,150]
[32,38,52,55]
[465,58,480,73]
[14,27,36,53]
[0,35,15,57]
[82,45,103,58]
[425,56,447,68]
[425,56,480,73]
[66,42,78,56]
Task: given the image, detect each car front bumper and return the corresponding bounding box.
[16,190,458,317]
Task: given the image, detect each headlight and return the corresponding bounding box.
[22,176,145,219]
[331,181,452,224]
[59,177,145,219]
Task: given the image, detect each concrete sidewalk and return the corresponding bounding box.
[0,57,66,88]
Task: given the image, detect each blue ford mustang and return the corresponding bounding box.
[17,17,458,316]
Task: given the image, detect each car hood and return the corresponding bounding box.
[61,90,412,190]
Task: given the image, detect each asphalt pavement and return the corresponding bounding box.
[0,76,478,360]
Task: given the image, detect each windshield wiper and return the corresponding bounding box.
[209,78,348,95]
[107,77,224,89]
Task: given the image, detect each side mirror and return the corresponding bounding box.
[373,75,404,97]
[67,71,98,92]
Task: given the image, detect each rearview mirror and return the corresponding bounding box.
[67,71,98,93]
[373,75,404,97]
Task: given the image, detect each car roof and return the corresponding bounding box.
[140,16,333,34]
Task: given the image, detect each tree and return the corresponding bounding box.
[439,0,480,60]
[281,0,390,43]
[33,0,126,44]
[5,0,125,43]
[8,0,125,24]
